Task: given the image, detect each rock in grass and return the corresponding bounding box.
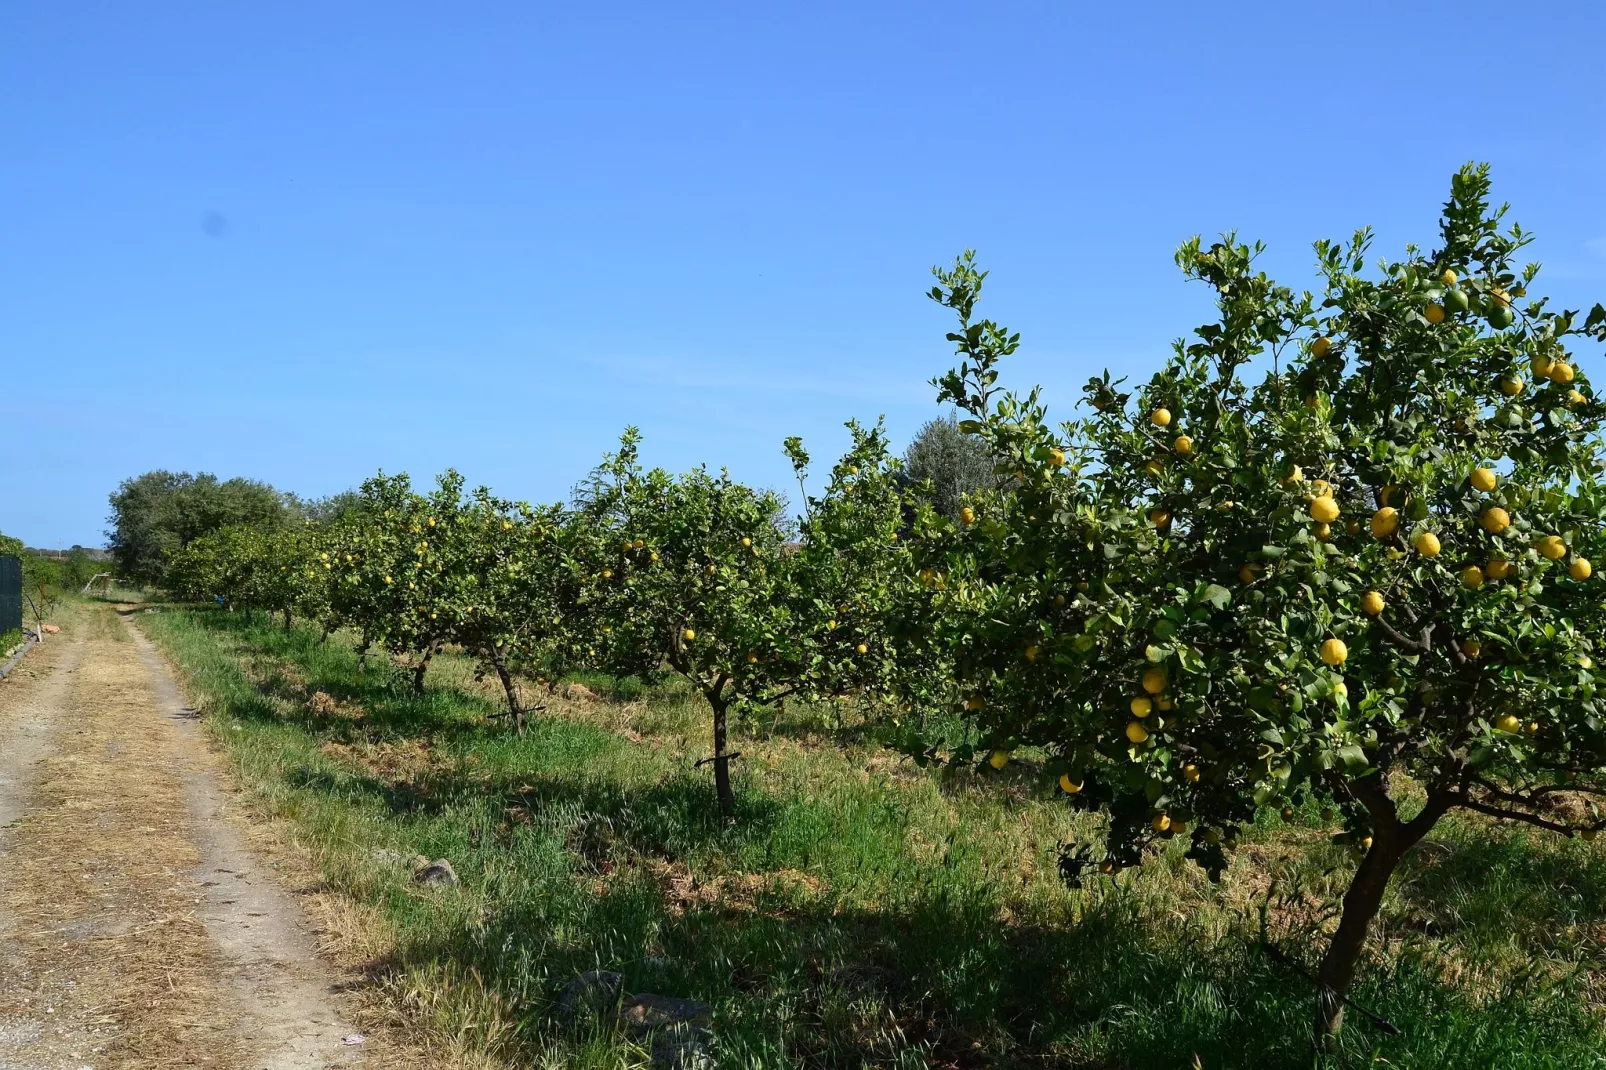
[412,858,459,886]
[649,1022,713,1069]
[555,970,624,1019]
[620,993,715,1065]
[618,993,712,1034]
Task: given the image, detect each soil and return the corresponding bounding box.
[0,606,374,1069]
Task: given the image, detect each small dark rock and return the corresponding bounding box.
[413,858,459,886]
[556,970,624,1019]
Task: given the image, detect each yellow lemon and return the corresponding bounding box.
[682,627,696,641]
[1310,496,1340,523]
[1536,535,1567,561]
[1126,721,1150,744]
[1182,763,1201,782]
[1314,522,1332,541]
[1285,464,1304,484]
[1480,506,1510,534]
[1550,362,1576,384]
[1059,773,1083,794]
[1486,558,1512,580]
[1414,531,1441,557]
[1571,557,1593,581]
[1569,389,1587,406]
[1311,336,1333,359]
[1530,354,1554,379]
[1495,714,1521,733]
[1146,458,1166,478]
[746,653,758,664]
[1238,563,1260,584]
[1371,507,1399,538]
[1424,302,1446,324]
[741,536,752,548]
[1142,667,1167,695]
[1333,680,1349,700]
[988,749,1011,770]
[1151,407,1172,427]
[1360,590,1385,616]
[855,643,868,655]
[1320,638,1348,666]
[1499,376,1524,396]
[1460,565,1485,589]
[1173,435,1194,456]
[1441,268,1458,286]
[1025,645,1038,662]
[1152,814,1172,833]
[1155,696,1173,711]
[1470,467,1498,492]
[1149,508,1170,527]
[959,506,975,525]
[1130,696,1153,718]
[1462,640,1481,659]
[1049,447,1067,467]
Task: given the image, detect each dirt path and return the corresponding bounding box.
[0,607,369,1069]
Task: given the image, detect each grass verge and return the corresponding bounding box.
[138,605,1606,1068]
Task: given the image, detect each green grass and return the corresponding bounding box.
[138,605,1606,1069]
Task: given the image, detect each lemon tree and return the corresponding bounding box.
[169,523,317,629]
[926,166,1606,1040]
[579,427,918,816]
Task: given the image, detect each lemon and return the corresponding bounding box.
[1499,376,1524,396]
[1182,763,1200,782]
[1145,459,1166,478]
[1445,287,1470,314]
[1130,696,1153,718]
[964,695,983,711]
[601,569,613,579]
[1155,696,1173,711]
[1495,714,1521,733]
[1152,814,1172,833]
[1549,362,1576,384]
[1414,531,1441,557]
[1173,435,1194,456]
[1281,806,1297,822]
[1569,389,1587,406]
[1440,268,1458,286]
[1314,522,1332,542]
[1238,564,1260,584]
[1536,535,1567,561]
[1360,590,1385,616]
[1142,667,1167,695]
[1049,447,1067,467]
[1371,507,1399,538]
[746,652,758,664]
[683,628,696,641]
[1310,496,1340,523]
[1530,354,1554,379]
[1311,336,1333,359]
[1058,773,1083,794]
[959,506,975,526]
[1126,721,1150,744]
[1285,465,1304,484]
[855,643,868,655]
[1470,467,1497,492]
[1460,565,1484,589]
[1489,304,1515,329]
[1571,557,1593,581]
[1320,638,1348,666]
[1480,507,1510,534]
[741,536,752,548]
[1024,645,1038,662]
[1462,640,1481,659]
[1486,558,1512,581]
[1151,408,1172,427]
[1424,303,1446,324]
[988,749,1011,770]
[1149,508,1170,527]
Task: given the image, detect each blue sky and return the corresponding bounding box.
[4,2,1604,548]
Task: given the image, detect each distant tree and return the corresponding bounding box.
[107,471,289,587]
[903,413,1004,522]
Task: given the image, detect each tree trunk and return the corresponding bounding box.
[489,651,525,734]
[283,608,293,633]
[1313,787,1451,1042]
[357,635,371,671]
[412,642,438,695]
[710,692,734,818]
[317,624,331,646]
[1314,839,1405,1040]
